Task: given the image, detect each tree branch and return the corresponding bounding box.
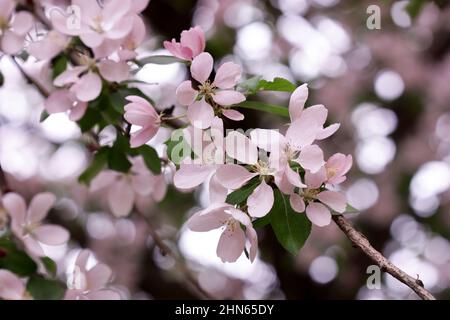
[143,215,215,300]
[332,214,436,300]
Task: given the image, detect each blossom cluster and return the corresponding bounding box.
[0,0,354,299]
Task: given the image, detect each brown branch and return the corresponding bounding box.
[11,57,49,97]
[143,215,215,300]
[333,215,436,300]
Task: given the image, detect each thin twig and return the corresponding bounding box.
[333,215,436,300]
[143,215,215,300]
[11,57,49,97]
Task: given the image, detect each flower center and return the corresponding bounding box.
[254,160,275,176]
[326,166,337,179]
[91,16,105,33]
[199,81,215,96]
[303,189,320,202]
[0,17,9,30]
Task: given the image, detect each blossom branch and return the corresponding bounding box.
[332,214,436,300]
[142,215,215,300]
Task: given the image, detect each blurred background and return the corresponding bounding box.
[1,0,450,299]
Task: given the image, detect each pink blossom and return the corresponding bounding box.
[51,0,134,49]
[27,30,70,60]
[44,89,88,121]
[176,52,246,128]
[53,56,129,102]
[124,95,161,148]
[0,270,27,300]
[65,249,120,300]
[0,0,34,54]
[90,157,167,217]
[324,153,353,185]
[1,192,70,257]
[164,26,205,61]
[289,168,347,227]
[187,203,258,263]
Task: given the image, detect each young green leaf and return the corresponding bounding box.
[41,257,58,277]
[27,275,65,300]
[345,204,359,214]
[252,213,272,228]
[138,55,186,65]
[237,101,289,118]
[406,0,426,19]
[51,55,68,79]
[137,145,162,174]
[226,178,261,205]
[270,190,311,255]
[0,238,38,276]
[257,77,297,93]
[78,148,109,185]
[237,76,262,94]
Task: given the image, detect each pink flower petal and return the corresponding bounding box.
[290,193,305,213]
[212,90,246,106]
[0,0,15,19]
[163,40,192,60]
[296,144,325,173]
[71,72,102,102]
[107,179,134,217]
[216,226,246,263]
[222,109,244,121]
[2,193,26,226]
[27,192,56,224]
[1,30,23,54]
[44,89,73,114]
[285,165,306,188]
[190,52,213,83]
[174,164,216,189]
[10,11,33,36]
[0,270,25,300]
[246,226,258,262]
[86,264,112,291]
[209,174,228,204]
[33,224,69,245]
[85,290,121,300]
[53,66,86,87]
[98,60,130,83]
[316,123,340,140]
[213,62,242,89]
[285,117,320,150]
[187,98,215,129]
[316,191,347,213]
[289,84,308,122]
[215,164,257,189]
[247,180,274,218]
[225,131,258,165]
[176,80,197,106]
[305,167,327,189]
[180,26,205,58]
[306,202,331,227]
[23,237,45,257]
[187,203,230,232]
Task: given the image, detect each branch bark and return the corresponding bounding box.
[333,214,436,300]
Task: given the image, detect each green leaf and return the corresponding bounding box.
[77,107,102,132]
[138,55,186,65]
[26,275,65,300]
[0,237,38,276]
[258,77,297,93]
[108,134,132,173]
[406,0,426,19]
[270,190,311,255]
[41,257,57,277]
[39,110,50,123]
[345,204,359,214]
[237,76,262,94]
[237,101,289,118]
[51,55,68,79]
[137,145,162,174]
[252,213,272,228]
[226,178,260,205]
[78,148,109,185]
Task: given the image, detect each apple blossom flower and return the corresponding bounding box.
[289,168,347,227]
[124,95,161,148]
[187,203,257,263]
[1,192,70,257]
[65,249,120,300]
[51,0,134,49]
[176,52,246,128]
[44,89,88,121]
[90,157,167,217]
[27,30,70,60]
[173,117,225,190]
[0,0,34,54]
[53,55,129,102]
[0,270,29,300]
[164,26,205,61]
[324,153,353,185]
